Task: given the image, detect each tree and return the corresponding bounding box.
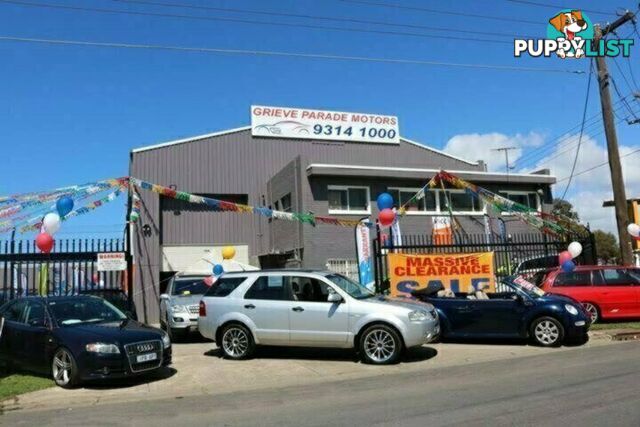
[593,229,620,264]
[552,198,579,221]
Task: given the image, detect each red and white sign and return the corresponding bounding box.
[251,105,400,144]
[97,252,127,271]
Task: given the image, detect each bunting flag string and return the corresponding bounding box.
[130,177,368,228]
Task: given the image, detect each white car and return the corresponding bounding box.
[198,270,439,364]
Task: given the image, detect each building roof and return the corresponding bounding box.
[602,197,640,207]
[306,163,556,184]
[130,126,478,166]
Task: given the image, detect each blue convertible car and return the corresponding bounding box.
[411,276,590,346]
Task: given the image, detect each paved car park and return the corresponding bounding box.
[0,332,623,414]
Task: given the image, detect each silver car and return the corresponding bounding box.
[160,274,209,340]
[198,270,439,364]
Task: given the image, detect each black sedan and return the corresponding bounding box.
[412,276,591,347]
[0,296,171,388]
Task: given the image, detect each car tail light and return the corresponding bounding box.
[199,301,206,317]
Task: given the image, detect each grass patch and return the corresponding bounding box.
[591,321,640,331]
[0,373,54,401]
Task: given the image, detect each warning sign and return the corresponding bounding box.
[97,253,127,271]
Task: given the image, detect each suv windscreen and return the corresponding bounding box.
[205,276,247,297]
[48,298,126,326]
[172,278,209,296]
[326,274,375,300]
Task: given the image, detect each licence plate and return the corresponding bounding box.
[136,352,157,363]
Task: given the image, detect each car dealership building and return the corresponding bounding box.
[129,106,556,321]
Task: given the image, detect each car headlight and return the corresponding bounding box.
[170,305,188,313]
[86,343,120,354]
[565,304,579,315]
[408,310,430,321]
[161,331,171,349]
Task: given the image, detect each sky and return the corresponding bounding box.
[1,0,639,241]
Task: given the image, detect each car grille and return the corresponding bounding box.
[188,305,199,315]
[124,340,163,373]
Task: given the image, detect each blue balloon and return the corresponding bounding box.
[561,260,576,273]
[213,264,224,276]
[376,192,394,211]
[56,196,74,217]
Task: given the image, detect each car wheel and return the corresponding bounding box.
[51,347,79,389]
[530,317,565,347]
[220,323,255,360]
[359,324,402,365]
[582,302,599,323]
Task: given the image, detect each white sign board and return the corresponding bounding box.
[97,253,127,271]
[251,105,399,144]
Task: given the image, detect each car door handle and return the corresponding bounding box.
[292,306,305,312]
[244,304,256,309]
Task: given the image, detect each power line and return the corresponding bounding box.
[610,75,639,121]
[555,148,640,184]
[111,0,538,39]
[0,36,586,74]
[0,0,516,45]
[339,0,541,25]
[504,0,617,17]
[560,58,593,200]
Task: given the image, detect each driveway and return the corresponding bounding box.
[0,334,621,414]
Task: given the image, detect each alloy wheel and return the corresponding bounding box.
[534,320,560,345]
[222,327,249,358]
[52,349,73,386]
[583,303,598,323]
[363,329,396,363]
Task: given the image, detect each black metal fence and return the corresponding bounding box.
[0,238,131,304]
[373,232,596,292]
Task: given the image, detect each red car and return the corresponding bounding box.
[540,266,640,323]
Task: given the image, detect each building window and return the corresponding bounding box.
[328,186,370,214]
[499,191,540,211]
[387,188,481,215]
[280,193,292,212]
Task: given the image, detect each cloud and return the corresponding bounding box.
[443,132,544,172]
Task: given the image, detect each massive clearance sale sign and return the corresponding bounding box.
[388,252,495,297]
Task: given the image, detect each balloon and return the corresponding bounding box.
[222,246,236,260]
[213,264,224,276]
[42,212,61,235]
[378,208,396,227]
[567,241,582,259]
[558,250,572,265]
[56,196,74,217]
[634,235,640,241]
[376,193,394,211]
[35,232,54,254]
[561,260,576,273]
[203,276,214,286]
[627,223,640,237]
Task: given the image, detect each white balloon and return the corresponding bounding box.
[627,223,640,237]
[567,241,582,259]
[42,212,61,235]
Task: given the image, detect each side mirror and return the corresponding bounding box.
[160,294,169,301]
[327,291,343,303]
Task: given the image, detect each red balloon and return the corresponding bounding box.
[203,276,215,286]
[634,235,640,241]
[378,208,396,227]
[36,232,54,254]
[558,250,572,265]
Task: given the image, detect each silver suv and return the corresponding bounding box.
[160,274,209,340]
[198,270,439,364]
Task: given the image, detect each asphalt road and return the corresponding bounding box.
[3,341,639,427]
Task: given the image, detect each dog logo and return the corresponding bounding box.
[547,10,591,58]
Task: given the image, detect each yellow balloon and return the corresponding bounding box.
[222,246,236,260]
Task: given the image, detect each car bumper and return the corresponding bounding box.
[77,346,172,381]
[403,317,440,348]
[564,318,590,340]
[168,315,199,331]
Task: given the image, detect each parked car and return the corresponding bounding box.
[411,275,590,347]
[198,270,440,364]
[159,274,209,340]
[514,254,559,276]
[0,296,171,388]
[540,265,640,323]
[79,289,137,320]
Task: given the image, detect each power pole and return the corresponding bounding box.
[492,146,517,180]
[594,10,635,265]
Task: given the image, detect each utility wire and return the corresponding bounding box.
[339,0,541,25]
[111,0,538,39]
[0,36,586,74]
[504,0,617,17]
[610,75,639,121]
[555,148,640,183]
[0,0,515,45]
[560,59,593,200]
